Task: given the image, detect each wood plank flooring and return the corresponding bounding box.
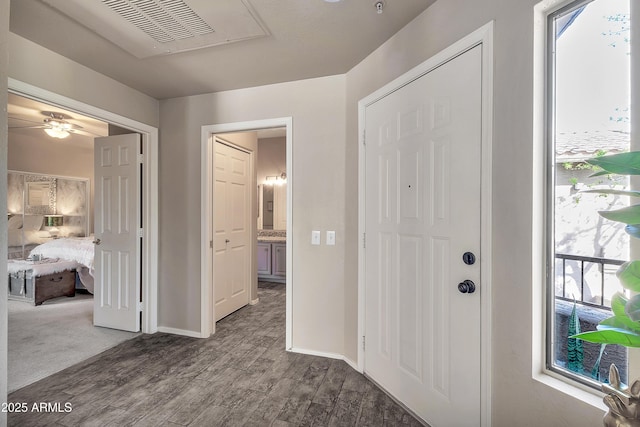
[8,282,424,426]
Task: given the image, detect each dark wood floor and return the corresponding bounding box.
[8,282,423,426]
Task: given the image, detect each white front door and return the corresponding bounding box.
[364,45,482,426]
[94,134,141,332]
[214,138,251,321]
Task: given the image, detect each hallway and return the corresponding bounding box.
[8,282,423,426]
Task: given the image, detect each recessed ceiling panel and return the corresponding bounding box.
[41,0,269,58]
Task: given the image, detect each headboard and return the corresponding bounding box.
[7,171,90,258]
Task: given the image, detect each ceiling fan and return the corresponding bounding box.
[9,111,97,139]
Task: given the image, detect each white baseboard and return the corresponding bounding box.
[343,356,361,372]
[157,326,206,338]
[250,298,259,305]
[289,347,362,373]
[289,347,344,360]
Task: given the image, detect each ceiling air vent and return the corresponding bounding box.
[41,0,270,58]
[102,0,214,44]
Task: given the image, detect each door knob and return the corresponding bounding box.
[458,279,476,294]
[93,238,101,245]
[225,239,230,243]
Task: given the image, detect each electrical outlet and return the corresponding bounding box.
[311,230,321,245]
[326,231,336,246]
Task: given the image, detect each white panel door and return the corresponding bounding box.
[214,139,251,321]
[364,46,482,426]
[94,134,140,332]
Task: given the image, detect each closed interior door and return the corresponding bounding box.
[94,134,141,332]
[214,139,251,321]
[364,45,482,426]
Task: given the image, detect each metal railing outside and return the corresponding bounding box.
[555,253,626,309]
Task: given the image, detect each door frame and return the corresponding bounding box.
[8,78,159,334]
[357,22,493,427]
[201,117,293,348]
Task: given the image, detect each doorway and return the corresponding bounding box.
[201,118,292,348]
[6,84,158,333]
[358,24,493,426]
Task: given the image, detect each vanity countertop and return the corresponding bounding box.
[258,230,286,243]
[258,236,286,243]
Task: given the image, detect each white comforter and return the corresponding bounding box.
[29,237,95,293]
[30,237,94,269]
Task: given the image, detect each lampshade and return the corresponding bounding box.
[44,215,64,227]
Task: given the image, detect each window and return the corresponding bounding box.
[547,0,631,387]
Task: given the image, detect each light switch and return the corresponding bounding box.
[326,231,336,246]
[311,230,321,245]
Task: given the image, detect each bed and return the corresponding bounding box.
[28,237,95,294]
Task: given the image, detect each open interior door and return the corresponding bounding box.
[93,134,141,332]
[214,138,251,321]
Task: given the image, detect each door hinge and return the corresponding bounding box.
[362,232,366,249]
[210,240,213,249]
[362,335,366,350]
[137,229,144,238]
[137,301,144,312]
[137,154,144,164]
[362,130,366,146]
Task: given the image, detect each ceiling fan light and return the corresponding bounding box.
[43,115,73,138]
[44,127,70,139]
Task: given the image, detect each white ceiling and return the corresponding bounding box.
[8,92,283,145]
[9,0,435,100]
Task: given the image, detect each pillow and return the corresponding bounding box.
[22,215,44,231]
[7,215,22,230]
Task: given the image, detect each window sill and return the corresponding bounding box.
[533,369,607,412]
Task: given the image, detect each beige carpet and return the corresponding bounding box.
[8,293,139,392]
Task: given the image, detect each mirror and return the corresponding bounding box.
[262,186,274,229]
[27,182,52,208]
[258,183,286,231]
[25,177,56,215]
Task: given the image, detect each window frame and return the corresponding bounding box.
[544,0,631,389]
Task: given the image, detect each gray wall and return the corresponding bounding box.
[8,132,94,233]
[257,136,286,184]
[8,133,93,181]
[159,76,347,352]
[8,33,159,128]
